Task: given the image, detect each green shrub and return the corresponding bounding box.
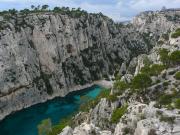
[159,48,170,65]
[171,33,179,38]
[175,72,180,80]
[143,56,152,66]
[163,81,169,87]
[111,105,128,123]
[53,7,88,18]
[160,115,175,124]
[171,28,180,38]
[158,94,173,105]
[20,8,30,15]
[38,119,52,135]
[159,49,180,65]
[114,73,121,81]
[47,124,64,135]
[131,73,152,91]
[150,64,166,76]
[141,64,166,76]
[156,80,161,84]
[141,66,151,74]
[41,5,49,11]
[107,94,118,102]
[156,90,180,109]
[169,50,180,64]
[0,6,89,21]
[114,80,128,94]
[175,99,180,109]
[8,8,18,15]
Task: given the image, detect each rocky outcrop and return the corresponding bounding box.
[114,102,180,135]
[61,101,180,135]
[61,122,112,135]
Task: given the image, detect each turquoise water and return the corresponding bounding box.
[0,85,103,135]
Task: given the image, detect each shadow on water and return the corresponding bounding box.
[0,85,103,135]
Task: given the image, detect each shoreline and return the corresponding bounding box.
[94,80,113,89]
[0,80,113,121]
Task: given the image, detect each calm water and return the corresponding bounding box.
[0,85,103,135]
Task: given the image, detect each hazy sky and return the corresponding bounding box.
[0,0,180,21]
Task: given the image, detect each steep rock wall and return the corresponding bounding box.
[0,10,179,120]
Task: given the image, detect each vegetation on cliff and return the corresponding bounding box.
[159,49,180,66]
[113,80,128,95]
[140,64,166,76]
[171,28,180,38]
[24,7,180,132]
[38,119,52,135]
[38,116,73,135]
[175,71,180,80]
[0,5,107,22]
[111,104,128,123]
[131,73,152,92]
[37,46,180,135]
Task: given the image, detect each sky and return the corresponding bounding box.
[0,0,180,21]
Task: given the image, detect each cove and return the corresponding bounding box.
[0,85,104,135]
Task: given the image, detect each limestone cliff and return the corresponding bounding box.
[0,9,179,120]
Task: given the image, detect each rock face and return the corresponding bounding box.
[0,13,141,120]
[0,9,179,120]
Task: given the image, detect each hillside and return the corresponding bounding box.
[0,7,179,126]
[0,8,148,120]
[55,11,180,135]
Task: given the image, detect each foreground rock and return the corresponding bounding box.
[115,102,180,135]
[60,102,180,135]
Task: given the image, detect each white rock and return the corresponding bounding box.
[58,126,73,135]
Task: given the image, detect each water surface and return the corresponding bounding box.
[0,85,103,135]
